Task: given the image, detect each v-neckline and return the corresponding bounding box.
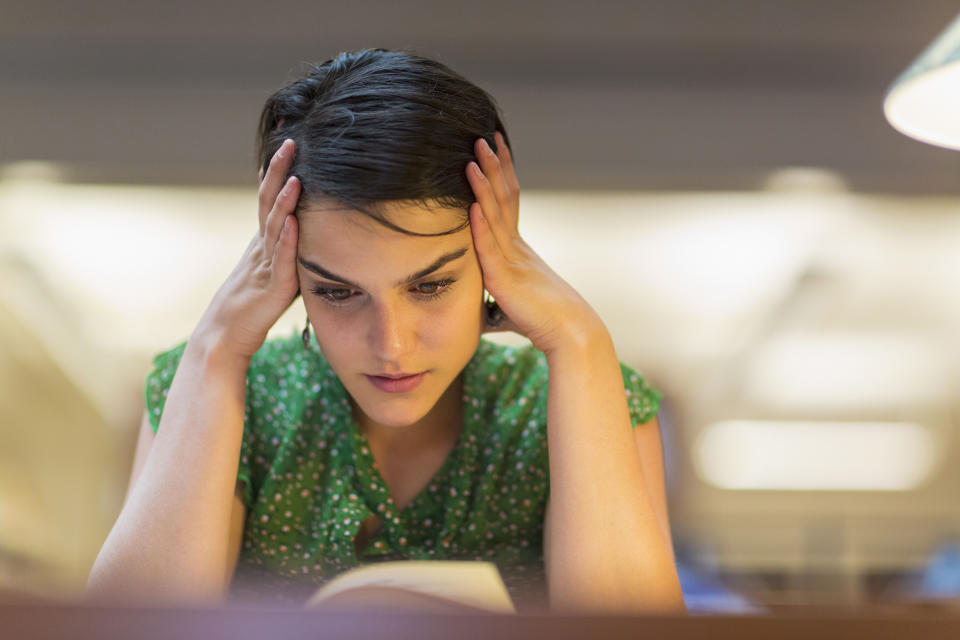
[346,395,473,560]
[351,404,467,515]
[322,339,490,560]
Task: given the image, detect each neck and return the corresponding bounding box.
[352,374,464,455]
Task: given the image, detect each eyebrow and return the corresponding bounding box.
[298,247,469,289]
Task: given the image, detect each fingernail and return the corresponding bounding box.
[482,138,495,156]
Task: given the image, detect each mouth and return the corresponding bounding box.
[364,372,427,393]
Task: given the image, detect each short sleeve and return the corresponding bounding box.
[144,340,187,434]
[143,340,254,509]
[619,363,662,427]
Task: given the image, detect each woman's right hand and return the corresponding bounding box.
[193,138,302,361]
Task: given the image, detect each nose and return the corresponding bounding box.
[367,299,415,365]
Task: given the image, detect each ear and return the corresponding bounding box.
[484,298,505,329]
[480,292,520,335]
[481,312,521,335]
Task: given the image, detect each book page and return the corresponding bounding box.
[304,561,516,614]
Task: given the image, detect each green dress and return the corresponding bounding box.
[145,330,661,608]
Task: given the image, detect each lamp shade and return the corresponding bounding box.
[884,12,960,150]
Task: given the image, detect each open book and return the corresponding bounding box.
[303,561,516,614]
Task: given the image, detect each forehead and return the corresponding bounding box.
[297,200,472,273]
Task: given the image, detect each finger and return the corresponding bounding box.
[258,167,264,184]
[273,215,301,304]
[494,132,520,199]
[264,176,300,249]
[466,162,515,252]
[470,202,520,336]
[272,213,298,275]
[469,202,503,268]
[258,139,295,236]
[474,138,514,224]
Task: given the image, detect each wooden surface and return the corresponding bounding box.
[2,600,960,640]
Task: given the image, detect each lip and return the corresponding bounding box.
[364,372,426,393]
[372,372,419,379]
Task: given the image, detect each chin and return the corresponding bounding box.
[355,395,433,428]
[346,373,442,428]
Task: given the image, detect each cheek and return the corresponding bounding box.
[302,298,358,357]
[311,308,357,340]
[434,273,484,330]
[421,302,477,348]
[432,285,485,354]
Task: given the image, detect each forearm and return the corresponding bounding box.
[544,316,684,613]
[85,328,249,605]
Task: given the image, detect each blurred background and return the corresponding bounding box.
[2,0,960,612]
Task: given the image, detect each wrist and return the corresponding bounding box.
[188,322,254,371]
[541,307,613,363]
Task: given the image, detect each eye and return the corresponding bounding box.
[413,279,455,299]
[326,289,352,301]
[310,285,356,304]
[417,282,440,294]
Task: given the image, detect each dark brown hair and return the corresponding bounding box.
[256,49,512,236]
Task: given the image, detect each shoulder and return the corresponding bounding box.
[144,330,340,434]
[246,329,333,392]
[463,339,549,453]
[146,329,333,386]
[144,339,188,433]
[243,330,341,422]
[465,338,661,428]
[618,361,662,427]
[467,338,549,399]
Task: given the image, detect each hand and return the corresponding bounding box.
[194,139,302,360]
[466,133,604,355]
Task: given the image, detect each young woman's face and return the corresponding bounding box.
[296,201,484,429]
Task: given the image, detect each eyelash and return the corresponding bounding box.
[309,279,457,307]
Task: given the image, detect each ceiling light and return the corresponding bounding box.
[884,12,960,150]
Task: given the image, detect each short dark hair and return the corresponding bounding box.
[256,49,512,236]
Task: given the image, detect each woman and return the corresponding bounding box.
[86,49,683,613]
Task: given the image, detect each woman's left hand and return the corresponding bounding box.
[466,132,604,356]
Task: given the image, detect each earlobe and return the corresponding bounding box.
[485,301,504,329]
[482,290,504,329]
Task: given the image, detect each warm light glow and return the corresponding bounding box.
[0,178,259,351]
[744,332,954,410]
[694,420,936,491]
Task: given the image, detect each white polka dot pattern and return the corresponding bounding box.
[144,330,661,607]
